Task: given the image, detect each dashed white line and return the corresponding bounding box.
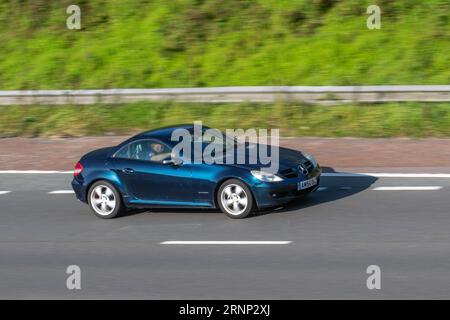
[0,191,11,195]
[48,190,75,194]
[373,186,443,191]
[160,241,292,245]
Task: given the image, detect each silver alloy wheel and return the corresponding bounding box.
[90,185,116,216]
[220,183,248,216]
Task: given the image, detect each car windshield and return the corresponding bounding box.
[192,129,236,150]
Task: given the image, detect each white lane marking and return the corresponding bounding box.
[1,171,450,178]
[322,173,367,177]
[48,190,75,194]
[367,173,450,178]
[373,186,443,191]
[0,191,11,194]
[323,173,450,178]
[160,241,292,245]
[0,170,70,174]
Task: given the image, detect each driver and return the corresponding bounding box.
[149,143,169,161]
[151,143,163,154]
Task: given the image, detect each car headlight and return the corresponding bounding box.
[251,170,283,182]
[302,152,318,167]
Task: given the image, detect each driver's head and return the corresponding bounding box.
[151,143,163,153]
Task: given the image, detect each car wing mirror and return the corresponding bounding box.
[162,158,183,166]
[162,159,175,165]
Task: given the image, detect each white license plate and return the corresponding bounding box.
[297,177,317,190]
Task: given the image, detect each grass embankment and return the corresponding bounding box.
[1,102,450,138]
[0,0,448,89]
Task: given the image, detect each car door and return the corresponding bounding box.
[108,139,193,205]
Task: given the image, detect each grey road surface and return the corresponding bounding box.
[0,172,449,299]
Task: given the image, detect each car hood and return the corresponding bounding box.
[218,143,306,173]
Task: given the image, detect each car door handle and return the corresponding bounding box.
[122,168,135,174]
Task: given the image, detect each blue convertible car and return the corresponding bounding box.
[72,125,321,219]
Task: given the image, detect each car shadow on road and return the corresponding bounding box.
[121,207,218,218]
[253,167,378,217]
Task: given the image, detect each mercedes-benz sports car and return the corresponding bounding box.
[72,125,321,219]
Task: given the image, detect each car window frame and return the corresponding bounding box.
[112,138,173,164]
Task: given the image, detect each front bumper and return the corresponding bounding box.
[251,167,321,208]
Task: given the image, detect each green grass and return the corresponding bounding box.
[1,1,448,138]
[1,102,450,138]
[0,0,448,89]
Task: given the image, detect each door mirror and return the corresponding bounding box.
[162,158,182,166]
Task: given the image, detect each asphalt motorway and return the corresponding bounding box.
[1,172,450,299]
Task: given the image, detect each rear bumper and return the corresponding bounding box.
[252,168,321,208]
[71,178,87,203]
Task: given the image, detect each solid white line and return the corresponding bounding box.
[0,170,72,174]
[366,173,450,178]
[322,173,367,177]
[48,190,75,194]
[323,173,450,178]
[0,191,11,195]
[373,186,443,191]
[160,241,292,245]
[1,171,450,178]
[0,171,449,178]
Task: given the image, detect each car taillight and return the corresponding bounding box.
[74,162,83,177]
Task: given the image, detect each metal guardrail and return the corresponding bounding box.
[0,86,449,105]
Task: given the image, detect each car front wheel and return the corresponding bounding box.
[217,179,253,219]
[88,181,124,219]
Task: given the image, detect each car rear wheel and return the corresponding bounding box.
[88,181,124,219]
[217,179,253,219]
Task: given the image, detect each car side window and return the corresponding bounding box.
[115,139,172,163]
[115,145,130,159]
